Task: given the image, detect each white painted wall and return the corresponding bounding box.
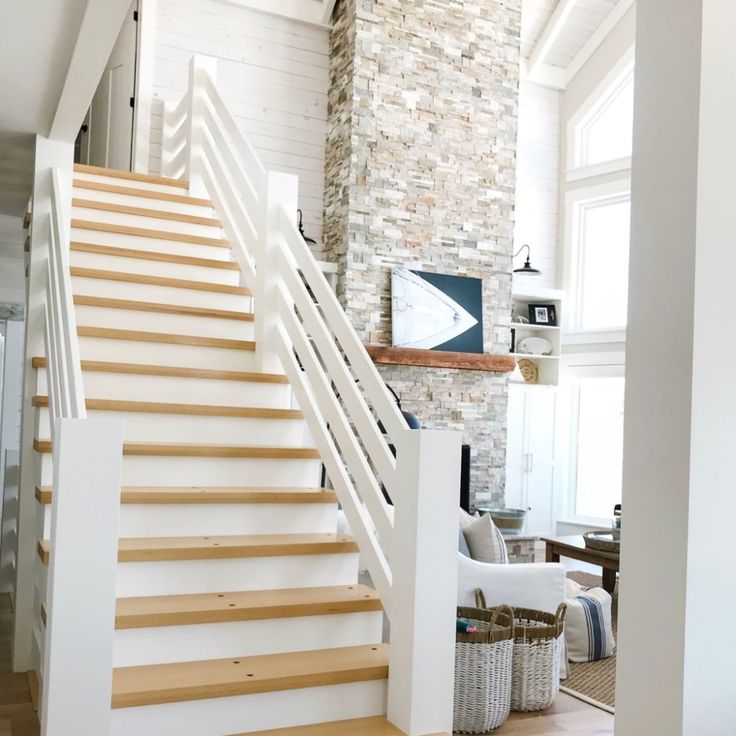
[0,216,27,306]
[137,0,329,251]
[514,81,560,289]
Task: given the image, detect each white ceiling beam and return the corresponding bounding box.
[49,0,132,142]
[214,0,329,27]
[565,0,636,84]
[528,0,580,74]
[520,59,567,91]
[321,0,338,25]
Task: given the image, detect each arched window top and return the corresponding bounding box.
[574,65,634,168]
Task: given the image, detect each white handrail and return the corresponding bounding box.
[163,55,461,736]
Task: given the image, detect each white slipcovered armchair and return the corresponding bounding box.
[457,552,565,614]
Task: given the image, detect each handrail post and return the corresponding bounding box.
[161,99,177,179]
[41,418,124,736]
[388,429,461,736]
[255,172,298,374]
[186,54,218,197]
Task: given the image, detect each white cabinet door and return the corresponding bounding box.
[504,385,557,536]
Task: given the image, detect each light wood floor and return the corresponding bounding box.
[0,594,38,736]
[0,593,612,736]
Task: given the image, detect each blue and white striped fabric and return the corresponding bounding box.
[564,579,615,662]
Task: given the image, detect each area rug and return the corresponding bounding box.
[561,571,617,712]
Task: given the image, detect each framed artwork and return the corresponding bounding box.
[391,268,484,354]
[528,304,557,326]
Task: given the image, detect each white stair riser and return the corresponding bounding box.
[36,369,292,409]
[72,185,215,218]
[39,409,306,445]
[109,680,387,736]
[118,554,358,597]
[72,275,253,313]
[73,305,254,341]
[72,205,223,239]
[37,553,359,600]
[40,455,322,487]
[40,502,337,538]
[113,612,383,666]
[70,250,241,286]
[74,172,189,196]
[71,227,233,262]
[77,336,258,372]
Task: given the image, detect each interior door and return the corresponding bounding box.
[525,388,557,535]
[88,1,138,170]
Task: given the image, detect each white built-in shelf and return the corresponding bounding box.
[510,323,560,332]
[509,353,559,361]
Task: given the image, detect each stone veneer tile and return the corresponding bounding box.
[325,0,521,507]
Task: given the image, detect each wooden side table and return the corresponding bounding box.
[542,535,619,594]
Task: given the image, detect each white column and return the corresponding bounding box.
[617,2,736,733]
[13,136,73,672]
[388,429,461,736]
[255,171,298,375]
[41,419,123,736]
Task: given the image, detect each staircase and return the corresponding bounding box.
[24,54,460,736]
[30,164,395,735]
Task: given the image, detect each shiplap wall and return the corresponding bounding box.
[513,81,560,289]
[143,0,329,253]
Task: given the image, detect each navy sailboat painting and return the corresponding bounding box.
[391,268,483,354]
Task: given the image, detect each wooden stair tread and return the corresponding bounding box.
[73,294,253,321]
[111,644,388,708]
[35,486,337,505]
[115,585,381,629]
[32,396,301,419]
[77,325,256,350]
[33,440,320,458]
[70,241,239,270]
[38,534,358,565]
[74,164,189,189]
[73,178,212,207]
[234,717,431,736]
[71,219,229,248]
[70,266,251,295]
[72,198,221,227]
[31,357,288,383]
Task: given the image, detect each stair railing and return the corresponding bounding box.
[162,55,461,736]
[34,163,124,736]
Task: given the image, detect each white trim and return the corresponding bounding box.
[562,328,626,345]
[132,0,156,173]
[562,178,631,333]
[564,0,637,85]
[520,59,567,91]
[529,0,580,74]
[566,46,636,171]
[212,0,331,28]
[566,156,631,184]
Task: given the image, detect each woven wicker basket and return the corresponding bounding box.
[453,604,514,734]
[476,591,567,713]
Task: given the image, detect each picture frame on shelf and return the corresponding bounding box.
[528,304,557,326]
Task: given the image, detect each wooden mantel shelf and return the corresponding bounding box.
[365,346,516,373]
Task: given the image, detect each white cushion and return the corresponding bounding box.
[564,578,615,662]
[461,513,509,564]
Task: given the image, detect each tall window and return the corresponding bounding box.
[570,373,625,520]
[561,51,634,524]
[574,69,634,168]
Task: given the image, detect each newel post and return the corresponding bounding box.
[186,54,218,197]
[41,419,123,736]
[254,171,298,375]
[388,429,461,736]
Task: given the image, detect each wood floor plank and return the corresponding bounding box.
[31,357,288,383]
[115,585,381,629]
[111,644,388,708]
[35,485,336,505]
[38,534,358,565]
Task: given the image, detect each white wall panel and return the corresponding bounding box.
[139,0,329,253]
